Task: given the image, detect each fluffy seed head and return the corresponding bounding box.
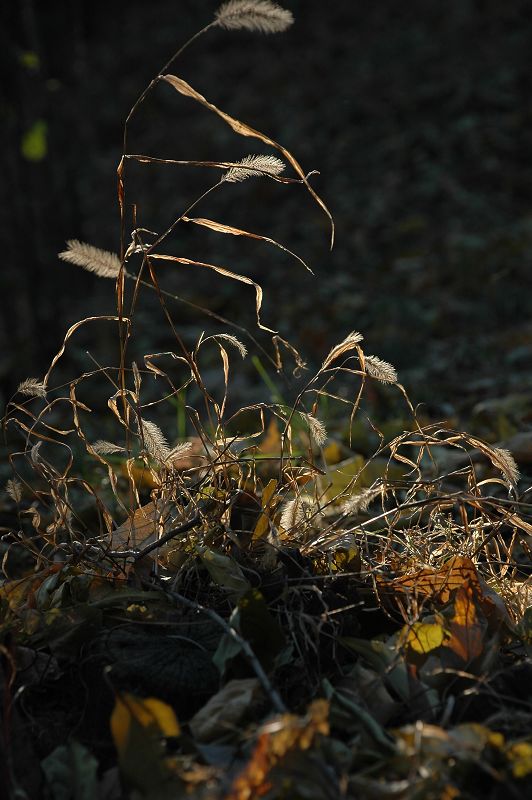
[166,441,194,467]
[137,419,171,463]
[280,498,306,531]
[59,240,121,279]
[6,478,22,503]
[489,447,520,488]
[17,378,47,398]
[92,440,126,456]
[364,355,398,384]
[342,487,381,516]
[300,412,327,447]
[215,1,294,34]
[322,331,364,369]
[222,154,285,183]
[213,334,247,358]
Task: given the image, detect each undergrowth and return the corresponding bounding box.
[2,3,532,799]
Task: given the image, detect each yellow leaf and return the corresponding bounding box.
[258,418,282,456]
[407,622,447,655]
[507,741,532,778]
[318,454,405,503]
[322,441,344,466]
[119,460,158,490]
[111,693,179,758]
[253,479,279,540]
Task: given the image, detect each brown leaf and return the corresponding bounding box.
[181,215,311,273]
[446,581,485,663]
[111,500,176,550]
[379,555,481,605]
[226,700,329,800]
[150,252,272,332]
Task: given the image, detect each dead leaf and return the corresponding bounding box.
[252,479,279,540]
[111,500,177,550]
[446,581,485,663]
[189,678,259,742]
[181,215,311,273]
[226,700,329,800]
[379,556,481,605]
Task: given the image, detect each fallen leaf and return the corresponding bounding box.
[446,581,485,663]
[189,678,259,742]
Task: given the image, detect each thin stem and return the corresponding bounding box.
[122,23,216,158]
[147,181,222,254]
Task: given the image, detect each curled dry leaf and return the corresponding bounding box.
[150,252,272,332]
[322,331,364,370]
[181,215,312,273]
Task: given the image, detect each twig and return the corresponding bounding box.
[104,514,201,561]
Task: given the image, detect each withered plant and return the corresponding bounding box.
[2,5,532,797]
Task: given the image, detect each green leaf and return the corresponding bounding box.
[41,740,98,800]
[19,51,40,70]
[199,547,251,599]
[21,120,47,162]
[340,637,410,703]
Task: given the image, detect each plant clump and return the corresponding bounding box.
[1,3,531,799]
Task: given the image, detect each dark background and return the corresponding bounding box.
[2,0,532,424]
